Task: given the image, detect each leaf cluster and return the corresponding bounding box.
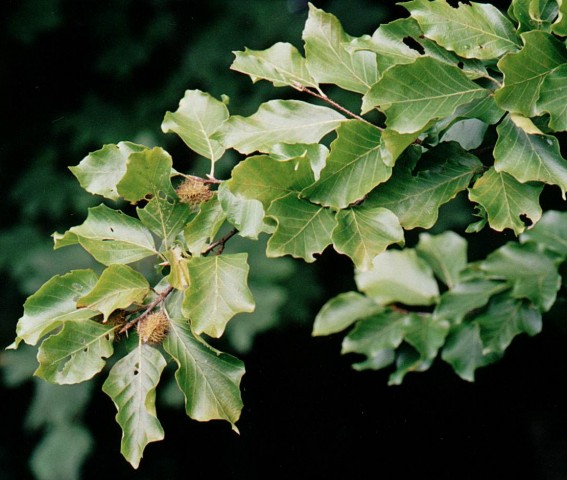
[9,0,567,468]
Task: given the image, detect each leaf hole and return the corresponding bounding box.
[402,37,424,55]
[457,61,464,69]
[520,214,533,227]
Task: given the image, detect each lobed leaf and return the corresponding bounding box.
[332,205,404,271]
[536,64,567,131]
[303,4,378,93]
[494,115,567,197]
[183,196,227,256]
[266,193,337,263]
[363,57,488,134]
[520,210,567,256]
[401,0,520,60]
[495,31,567,117]
[137,195,192,248]
[468,167,543,235]
[216,99,344,155]
[53,204,158,265]
[183,253,255,338]
[69,142,147,201]
[76,264,150,321]
[161,89,229,176]
[301,120,391,209]
[164,293,245,430]
[416,231,467,289]
[12,269,99,348]
[102,344,166,469]
[231,42,317,89]
[365,143,482,229]
[35,320,115,384]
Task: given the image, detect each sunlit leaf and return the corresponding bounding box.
[301,120,391,209]
[269,143,329,181]
[231,42,317,88]
[102,344,166,469]
[76,264,149,321]
[69,142,147,201]
[225,154,314,208]
[495,31,567,116]
[35,320,114,384]
[332,205,404,271]
[12,270,99,348]
[217,183,272,240]
[402,0,520,59]
[216,100,344,154]
[116,147,175,203]
[183,253,255,338]
[53,204,157,265]
[363,57,487,133]
[312,291,383,336]
[552,0,567,34]
[164,293,244,430]
[266,193,337,262]
[183,196,227,256]
[356,249,439,306]
[161,89,228,176]
[303,4,377,93]
[468,167,543,235]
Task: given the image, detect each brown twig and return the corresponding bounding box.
[203,228,238,256]
[119,285,174,334]
[292,82,382,131]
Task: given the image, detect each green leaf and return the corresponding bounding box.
[12,270,99,348]
[312,291,383,336]
[468,167,543,235]
[342,311,411,358]
[332,205,404,271]
[495,31,567,116]
[402,0,520,59]
[217,183,272,240]
[53,204,157,265]
[225,154,314,209]
[35,320,115,384]
[231,42,318,89]
[162,247,190,290]
[530,0,559,27]
[475,294,542,355]
[416,231,467,288]
[480,242,561,311]
[520,209,567,256]
[552,0,567,34]
[76,264,149,321]
[164,292,245,430]
[266,193,337,263]
[365,143,482,229]
[349,17,420,74]
[303,4,378,94]
[69,142,147,201]
[356,249,439,306]
[183,253,255,338]
[161,89,229,177]
[183,196,227,256]
[301,120,391,209]
[115,147,175,203]
[434,279,509,325]
[363,57,487,134]
[102,344,166,469]
[441,322,496,382]
[137,195,192,248]
[536,64,567,131]
[216,99,344,155]
[268,143,329,181]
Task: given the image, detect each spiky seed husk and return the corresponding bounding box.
[137,311,169,344]
[176,177,213,209]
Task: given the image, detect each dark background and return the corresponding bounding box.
[2,1,567,478]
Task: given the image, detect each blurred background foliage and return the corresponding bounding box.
[2,1,567,479]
